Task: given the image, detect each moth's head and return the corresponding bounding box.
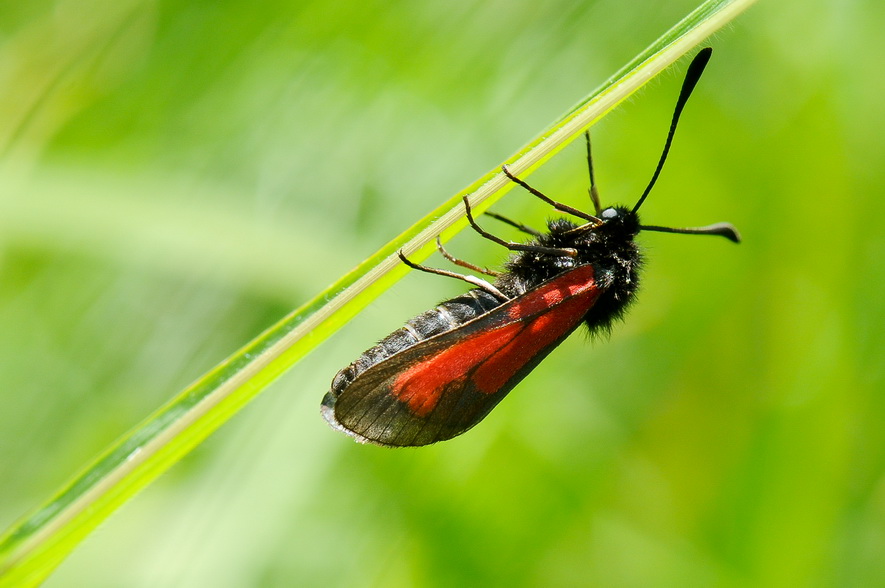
[599,206,640,238]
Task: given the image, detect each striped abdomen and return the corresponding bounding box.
[329,288,503,396]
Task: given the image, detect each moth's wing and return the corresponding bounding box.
[322,265,603,447]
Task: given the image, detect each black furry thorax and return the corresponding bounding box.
[494,205,643,333]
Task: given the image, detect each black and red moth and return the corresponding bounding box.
[322,48,739,447]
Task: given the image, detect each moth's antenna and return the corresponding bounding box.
[632,47,713,214]
[585,131,602,215]
[640,222,741,243]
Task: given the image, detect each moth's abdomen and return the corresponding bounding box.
[328,288,503,395]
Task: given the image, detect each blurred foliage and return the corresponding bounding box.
[0,0,882,586]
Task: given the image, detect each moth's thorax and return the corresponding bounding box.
[495,205,643,332]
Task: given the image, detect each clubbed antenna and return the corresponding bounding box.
[632,47,713,214]
[639,221,741,243]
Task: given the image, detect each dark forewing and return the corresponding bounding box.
[322,264,603,446]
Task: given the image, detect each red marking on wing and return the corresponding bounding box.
[391,265,600,417]
[473,291,592,393]
[392,325,521,416]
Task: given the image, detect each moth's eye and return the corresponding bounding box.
[601,208,618,219]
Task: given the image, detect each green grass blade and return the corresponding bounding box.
[0,0,756,584]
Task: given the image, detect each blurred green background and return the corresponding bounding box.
[1,0,883,586]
